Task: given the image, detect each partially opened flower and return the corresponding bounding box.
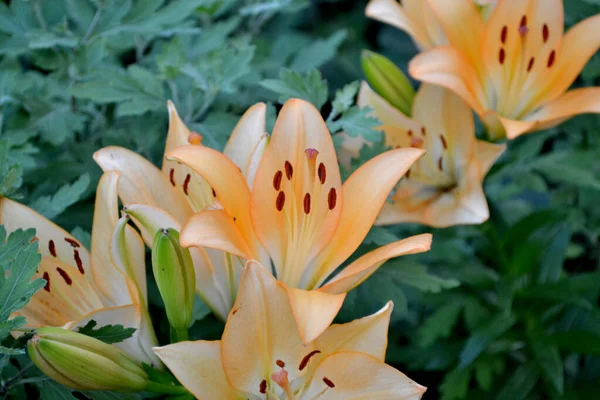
[154,261,426,400]
[167,98,431,342]
[409,0,600,139]
[0,172,159,366]
[365,0,495,51]
[94,102,269,321]
[359,82,505,227]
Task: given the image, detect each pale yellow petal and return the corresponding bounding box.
[474,140,506,177]
[121,203,181,245]
[221,261,310,396]
[154,341,244,399]
[318,234,432,294]
[0,198,91,275]
[110,216,148,303]
[285,287,346,344]
[94,146,193,223]
[315,302,393,362]
[301,352,426,400]
[180,210,253,259]
[305,148,424,290]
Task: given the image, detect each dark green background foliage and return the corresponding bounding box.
[0,0,599,399]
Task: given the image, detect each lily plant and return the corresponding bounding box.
[166,98,432,342]
[359,82,505,227]
[154,261,427,400]
[0,172,159,367]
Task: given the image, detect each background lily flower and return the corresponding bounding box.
[0,172,159,366]
[408,0,600,139]
[154,261,426,400]
[365,0,495,51]
[359,82,505,227]
[94,102,269,321]
[167,98,432,342]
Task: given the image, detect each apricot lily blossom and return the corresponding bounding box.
[94,101,269,321]
[0,172,159,366]
[154,261,426,400]
[167,98,431,342]
[409,0,600,139]
[365,0,495,51]
[359,83,505,227]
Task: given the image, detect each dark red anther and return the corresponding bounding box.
[183,174,191,195]
[259,379,267,394]
[299,350,321,371]
[169,168,176,186]
[323,377,335,388]
[327,188,337,210]
[74,250,84,274]
[543,24,549,43]
[318,163,326,184]
[276,360,285,368]
[527,57,535,72]
[56,267,72,285]
[500,26,508,44]
[284,161,293,180]
[440,135,447,149]
[303,193,311,215]
[547,50,556,68]
[438,157,444,171]
[499,48,506,65]
[276,191,286,211]
[273,171,283,191]
[64,238,80,248]
[48,240,57,257]
[43,272,50,292]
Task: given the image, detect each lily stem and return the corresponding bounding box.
[146,381,189,396]
[170,327,189,343]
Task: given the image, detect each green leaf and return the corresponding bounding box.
[549,330,600,355]
[260,69,328,109]
[0,140,23,197]
[530,340,564,395]
[327,106,381,141]
[83,390,142,400]
[418,302,462,347]
[76,320,136,344]
[238,0,309,15]
[530,151,600,191]
[29,174,90,220]
[289,30,347,72]
[440,367,471,400]
[331,81,360,116]
[383,262,460,293]
[0,227,44,343]
[38,379,76,400]
[459,314,516,367]
[496,363,539,400]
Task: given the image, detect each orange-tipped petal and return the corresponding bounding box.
[154,341,240,399]
[305,148,424,289]
[180,210,253,259]
[319,234,432,294]
[223,102,269,188]
[302,352,426,400]
[251,99,343,287]
[285,287,346,344]
[474,140,506,178]
[94,146,193,223]
[0,198,92,276]
[221,261,309,396]
[165,145,263,260]
[409,46,486,116]
[315,301,393,362]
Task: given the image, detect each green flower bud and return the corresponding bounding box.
[362,50,415,116]
[152,228,195,342]
[28,327,148,392]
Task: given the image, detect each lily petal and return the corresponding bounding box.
[166,145,263,262]
[251,99,342,286]
[314,301,393,362]
[409,46,486,116]
[122,203,181,245]
[302,351,426,400]
[110,216,148,303]
[94,146,193,224]
[305,148,424,289]
[90,172,134,307]
[154,341,242,399]
[285,287,346,344]
[221,261,310,396]
[474,140,506,178]
[223,102,268,188]
[180,210,253,260]
[318,234,432,294]
[0,198,92,276]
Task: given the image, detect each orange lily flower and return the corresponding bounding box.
[154,261,427,400]
[94,102,269,321]
[167,98,431,342]
[408,0,600,139]
[0,172,159,366]
[365,0,495,51]
[358,82,505,227]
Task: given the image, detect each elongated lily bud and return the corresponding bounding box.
[152,228,195,342]
[362,50,415,116]
[28,327,148,392]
